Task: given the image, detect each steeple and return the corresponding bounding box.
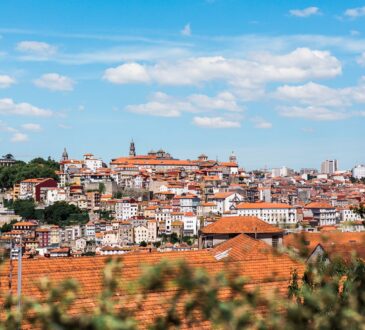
[129,139,136,157]
[229,151,237,163]
[62,147,68,161]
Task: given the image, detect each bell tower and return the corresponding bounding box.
[129,139,136,157]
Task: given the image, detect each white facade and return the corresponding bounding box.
[182,213,199,236]
[352,165,365,179]
[339,208,362,222]
[115,200,138,220]
[236,203,297,225]
[134,225,148,244]
[209,193,244,214]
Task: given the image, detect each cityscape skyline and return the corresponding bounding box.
[0,1,365,168]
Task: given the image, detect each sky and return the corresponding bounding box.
[0,0,365,170]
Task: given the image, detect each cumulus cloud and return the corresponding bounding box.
[16,41,57,58]
[103,48,341,93]
[344,6,365,18]
[0,75,15,88]
[126,91,242,117]
[181,23,191,36]
[21,123,42,132]
[11,132,28,143]
[103,62,150,84]
[252,117,272,129]
[34,73,75,91]
[289,7,320,17]
[0,98,52,117]
[275,80,365,107]
[193,116,240,128]
[278,106,350,121]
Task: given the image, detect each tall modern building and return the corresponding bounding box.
[320,160,338,174]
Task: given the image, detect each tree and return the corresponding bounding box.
[13,199,36,219]
[0,157,59,190]
[43,201,89,227]
[139,241,147,247]
[0,219,17,233]
[352,203,365,220]
[98,182,106,194]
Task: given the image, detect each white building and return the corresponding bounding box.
[134,225,148,244]
[115,198,138,220]
[352,165,365,179]
[45,188,67,205]
[236,202,297,225]
[147,220,157,242]
[208,192,244,214]
[182,213,199,236]
[83,153,103,172]
[271,166,294,178]
[339,208,363,222]
[305,202,337,226]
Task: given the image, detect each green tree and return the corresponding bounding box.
[43,201,89,227]
[98,182,106,194]
[13,199,36,219]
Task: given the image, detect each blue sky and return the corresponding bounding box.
[0,0,365,170]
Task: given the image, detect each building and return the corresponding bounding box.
[134,225,148,244]
[352,165,365,179]
[235,202,297,225]
[305,202,337,226]
[208,192,244,214]
[19,178,58,201]
[321,159,338,174]
[199,216,284,248]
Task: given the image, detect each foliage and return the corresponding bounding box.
[352,203,365,220]
[43,201,89,227]
[0,157,59,189]
[139,241,147,247]
[98,182,106,194]
[1,255,365,329]
[113,191,123,199]
[0,220,18,233]
[12,199,37,219]
[98,210,113,220]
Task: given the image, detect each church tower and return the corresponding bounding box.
[229,151,237,163]
[61,147,69,161]
[129,140,136,157]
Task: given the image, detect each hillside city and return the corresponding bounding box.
[0,142,364,259]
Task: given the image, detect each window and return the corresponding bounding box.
[272,236,279,248]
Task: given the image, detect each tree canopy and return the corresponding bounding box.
[43,201,89,227]
[0,157,59,189]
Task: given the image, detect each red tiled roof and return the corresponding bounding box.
[236,202,292,209]
[200,216,283,234]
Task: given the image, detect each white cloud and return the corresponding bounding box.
[104,48,341,92]
[21,123,42,132]
[16,41,57,58]
[275,80,365,108]
[103,63,150,84]
[278,106,350,121]
[181,23,191,36]
[11,132,28,143]
[0,75,15,88]
[0,121,17,132]
[344,6,365,18]
[0,98,52,117]
[290,7,320,17]
[126,91,243,117]
[34,73,75,91]
[252,117,272,129]
[193,116,240,128]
